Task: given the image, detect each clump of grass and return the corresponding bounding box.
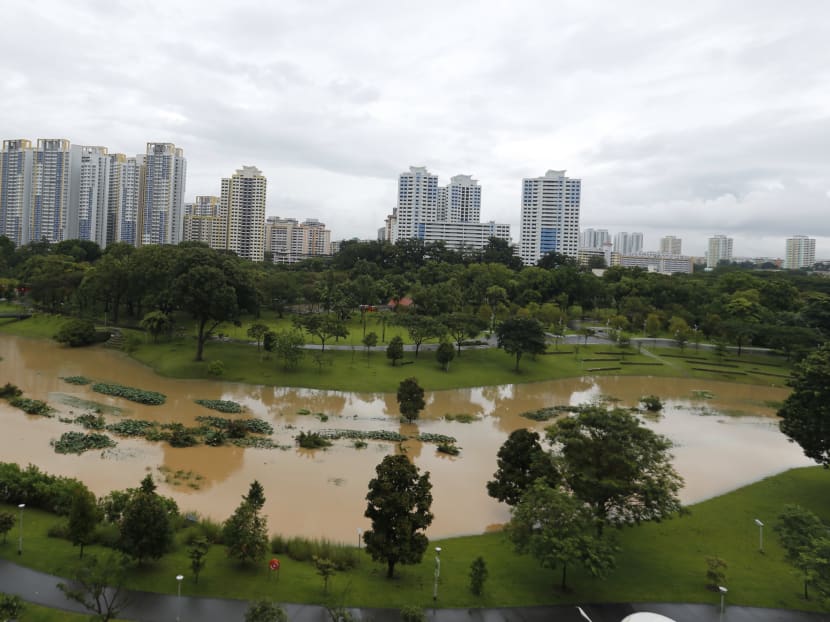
[444,413,478,423]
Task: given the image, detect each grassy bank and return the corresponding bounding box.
[1,467,827,612]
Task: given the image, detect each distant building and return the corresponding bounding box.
[613,231,643,255]
[784,235,816,269]
[141,142,186,246]
[183,196,224,249]
[519,169,580,265]
[31,139,73,243]
[707,234,734,268]
[221,166,266,262]
[265,217,331,263]
[579,228,610,249]
[73,146,111,247]
[660,235,682,255]
[612,252,694,274]
[0,139,34,246]
[394,166,439,241]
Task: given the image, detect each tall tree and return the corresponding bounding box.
[189,537,210,585]
[775,504,827,600]
[118,475,174,563]
[441,312,487,355]
[397,377,426,423]
[68,485,100,558]
[58,552,131,622]
[386,335,404,366]
[224,482,269,565]
[508,481,617,590]
[487,429,557,506]
[496,317,547,372]
[546,407,683,536]
[364,455,433,578]
[293,313,348,352]
[778,344,830,466]
[247,323,270,351]
[436,341,455,372]
[396,314,444,358]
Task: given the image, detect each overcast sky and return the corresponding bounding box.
[3,0,829,259]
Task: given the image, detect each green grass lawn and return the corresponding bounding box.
[1,467,827,612]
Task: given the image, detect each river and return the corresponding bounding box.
[0,335,811,542]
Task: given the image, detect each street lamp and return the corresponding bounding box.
[357,528,362,551]
[754,518,764,553]
[719,585,728,617]
[17,503,24,556]
[432,546,442,601]
[175,574,184,621]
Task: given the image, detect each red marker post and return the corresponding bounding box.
[269,558,280,580]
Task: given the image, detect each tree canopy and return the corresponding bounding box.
[487,428,557,506]
[778,344,830,466]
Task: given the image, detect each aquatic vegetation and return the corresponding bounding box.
[444,413,478,423]
[436,443,460,456]
[52,431,116,454]
[296,431,332,449]
[92,382,166,405]
[9,397,54,417]
[74,414,106,430]
[61,376,92,385]
[194,399,243,414]
[195,415,274,435]
[519,405,581,422]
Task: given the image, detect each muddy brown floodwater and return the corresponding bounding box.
[0,335,812,543]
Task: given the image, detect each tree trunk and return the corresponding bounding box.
[804,578,809,600]
[515,352,521,372]
[196,318,207,361]
[387,560,396,578]
[561,562,568,590]
[79,543,84,559]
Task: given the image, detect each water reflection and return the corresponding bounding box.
[0,334,811,543]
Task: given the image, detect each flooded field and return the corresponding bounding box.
[0,335,811,542]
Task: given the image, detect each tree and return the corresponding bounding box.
[364,455,433,578]
[118,475,174,563]
[469,556,488,596]
[487,429,557,506]
[508,481,617,590]
[362,331,378,358]
[778,344,830,466]
[645,313,661,337]
[0,593,24,620]
[294,313,348,352]
[245,601,288,622]
[397,377,426,423]
[54,319,97,347]
[386,335,404,366]
[546,407,683,536]
[496,317,547,372]
[224,482,269,565]
[189,537,210,585]
[140,310,172,342]
[314,556,337,592]
[57,552,131,622]
[436,341,455,372]
[247,323,269,351]
[396,314,444,358]
[775,504,827,599]
[68,485,100,558]
[669,316,690,351]
[441,312,486,355]
[0,512,14,544]
[266,329,305,371]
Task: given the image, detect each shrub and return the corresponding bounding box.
[705,556,728,591]
[437,443,460,456]
[0,593,25,621]
[167,424,199,448]
[469,556,488,595]
[54,319,97,347]
[0,462,90,516]
[93,522,121,548]
[400,605,425,622]
[47,520,70,539]
[0,383,22,399]
[296,431,332,450]
[270,534,286,554]
[207,360,225,376]
[640,395,664,412]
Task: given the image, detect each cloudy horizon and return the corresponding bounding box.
[3,0,829,260]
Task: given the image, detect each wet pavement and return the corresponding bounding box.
[1,559,827,622]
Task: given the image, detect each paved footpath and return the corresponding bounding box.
[1,559,828,622]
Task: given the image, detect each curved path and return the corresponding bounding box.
[1,559,826,622]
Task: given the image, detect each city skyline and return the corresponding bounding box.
[2,1,829,259]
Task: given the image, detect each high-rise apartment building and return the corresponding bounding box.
[31,139,73,243]
[72,146,111,247]
[140,143,186,246]
[0,139,34,246]
[784,235,816,269]
[660,235,682,255]
[579,228,610,249]
[183,196,224,249]
[394,166,439,241]
[613,231,643,255]
[518,169,580,265]
[105,153,127,247]
[220,166,266,262]
[265,217,331,263]
[707,234,734,268]
[440,174,481,223]
[118,155,145,246]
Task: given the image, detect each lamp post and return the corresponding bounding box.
[17,503,24,556]
[719,585,728,618]
[432,546,442,601]
[755,518,764,553]
[176,574,184,622]
[357,528,362,551]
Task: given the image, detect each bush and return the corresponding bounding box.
[93,522,121,548]
[469,556,488,595]
[437,443,460,456]
[281,536,358,570]
[270,534,286,554]
[207,360,225,376]
[0,462,90,516]
[54,319,97,347]
[296,431,332,449]
[0,383,22,399]
[47,520,70,539]
[640,395,664,412]
[0,593,25,621]
[400,605,425,622]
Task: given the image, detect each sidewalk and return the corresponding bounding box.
[1,559,827,622]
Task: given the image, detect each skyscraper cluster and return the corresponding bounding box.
[0,139,186,248]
